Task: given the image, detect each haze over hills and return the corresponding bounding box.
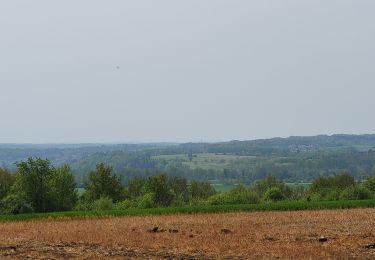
[1,134,375,186]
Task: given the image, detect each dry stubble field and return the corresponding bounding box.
[1,208,375,259]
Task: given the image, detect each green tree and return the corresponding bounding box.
[144,173,174,207]
[15,158,54,212]
[125,177,145,199]
[190,181,216,199]
[85,163,124,202]
[169,176,189,202]
[50,165,78,211]
[0,168,16,199]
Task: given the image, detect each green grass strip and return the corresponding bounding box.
[1,199,375,222]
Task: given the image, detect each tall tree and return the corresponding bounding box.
[15,158,54,212]
[125,177,145,199]
[0,168,15,199]
[144,173,174,207]
[50,165,78,211]
[169,176,189,202]
[190,181,216,199]
[85,163,124,202]
[10,158,78,213]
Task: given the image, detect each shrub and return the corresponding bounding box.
[74,200,93,211]
[115,199,136,210]
[289,185,307,201]
[253,176,292,199]
[307,192,323,202]
[1,194,34,214]
[340,185,372,200]
[136,193,155,208]
[364,176,375,193]
[307,188,340,201]
[92,197,114,211]
[324,189,341,201]
[171,197,188,207]
[189,198,208,206]
[263,187,285,202]
[310,172,354,194]
[208,185,259,205]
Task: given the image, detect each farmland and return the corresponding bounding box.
[1,208,375,258]
[153,153,257,171]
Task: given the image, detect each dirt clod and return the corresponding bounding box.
[221,229,232,234]
[148,227,159,233]
[365,243,375,249]
[318,236,328,242]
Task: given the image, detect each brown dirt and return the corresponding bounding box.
[1,208,375,259]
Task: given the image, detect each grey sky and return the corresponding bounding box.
[1,1,374,143]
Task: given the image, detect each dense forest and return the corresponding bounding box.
[1,135,375,186]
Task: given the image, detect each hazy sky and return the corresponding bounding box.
[1,1,374,143]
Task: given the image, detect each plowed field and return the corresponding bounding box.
[1,208,375,259]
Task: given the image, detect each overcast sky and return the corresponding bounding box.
[0,1,374,143]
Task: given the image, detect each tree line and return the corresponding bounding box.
[1,157,375,214]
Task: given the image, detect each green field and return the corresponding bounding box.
[154,153,257,171]
[1,199,375,222]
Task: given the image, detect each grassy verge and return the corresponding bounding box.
[1,199,375,222]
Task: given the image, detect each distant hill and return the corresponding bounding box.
[0,143,176,169]
[1,135,375,184]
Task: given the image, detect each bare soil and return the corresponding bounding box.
[1,208,375,259]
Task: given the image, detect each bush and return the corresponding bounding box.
[170,197,188,207]
[254,176,292,199]
[207,194,227,205]
[207,186,259,205]
[263,187,285,202]
[307,188,340,201]
[340,185,372,200]
[92,197,114,211]
[115,199,136,210]
[189,198,208,206]
[364,176,375,193]
[289,185,307,201]
[324,189,341,201]
[1,194,34,214]
[136,193,155,208]
[310,172,354,194]
[307,192,323,202]
[74,200,93,211]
